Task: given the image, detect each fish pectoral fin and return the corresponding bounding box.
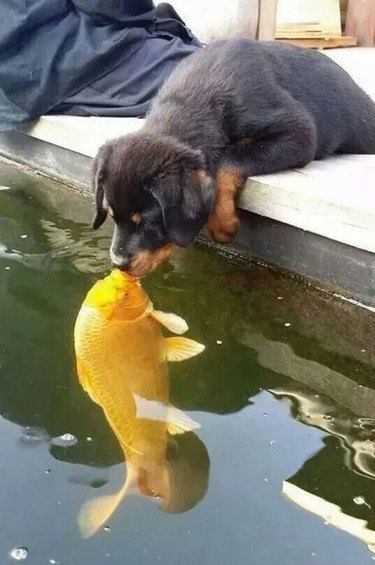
[134,394,166,422]
[167,406,201,435]
[151,310,188,335]
[165,337,205,362]
[78,467,137,539]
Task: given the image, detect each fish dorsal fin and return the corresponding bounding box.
[165,337,205,362]
[151,310,188,334]
[78,466,138,539]
[167,406,201,435]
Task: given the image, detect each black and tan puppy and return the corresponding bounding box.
[92,39,375,276]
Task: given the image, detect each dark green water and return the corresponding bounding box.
[1,162,375,565]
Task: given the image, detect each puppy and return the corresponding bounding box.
[92,39,375,276]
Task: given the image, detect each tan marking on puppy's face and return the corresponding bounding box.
[128,244,176,278]
[131,213,142,225]
[236,137,253,148]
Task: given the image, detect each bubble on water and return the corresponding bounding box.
[51,433,78,447]
[9,547,28,560]
[49,560,59,564]
[216,340,223,345]
[0,186,12,191]
[323,415,334,422]
[86,437,93,442]
[20,235,28,239]
[284,322,291,327]
[361,349,366,353]
[104,525,111,532]
[45,469,51,475]
[353,496,368,506]
[5,266,10,270]
[19,427,49,445]
[270,440,276,446]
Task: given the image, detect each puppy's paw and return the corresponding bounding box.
[207,214,239,243]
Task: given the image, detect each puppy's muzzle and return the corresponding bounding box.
[110,248,131,271]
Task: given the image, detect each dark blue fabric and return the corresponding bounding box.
[0,1,200,131]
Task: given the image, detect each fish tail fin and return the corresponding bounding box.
[78,466,137,538]
[167,406,201,435]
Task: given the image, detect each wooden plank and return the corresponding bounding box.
[345,0,375,46]
[276,31,341,39]
[258,0,278,40]
[277,36,357,49]
[277,0,342,36]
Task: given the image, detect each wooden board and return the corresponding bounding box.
[276,0,342,38]
[345,0,375,46]
[277,36,357,49]
[258,0,278,41]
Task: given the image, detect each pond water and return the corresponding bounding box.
[1,162,375,565]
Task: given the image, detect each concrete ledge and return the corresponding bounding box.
[241,156,375,254]
[0,47,374,306]
[4,115,375,255]
[21,115,144,158]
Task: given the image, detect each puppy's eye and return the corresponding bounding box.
[131,213,142,225]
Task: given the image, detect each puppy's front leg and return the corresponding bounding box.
[207,164,245,243]
[208,116,317,243]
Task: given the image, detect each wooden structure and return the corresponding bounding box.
[345,0,375,47]
[275,0,357,49]
[257,0,375,48]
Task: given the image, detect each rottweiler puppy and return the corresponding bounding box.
[92,39,375,277]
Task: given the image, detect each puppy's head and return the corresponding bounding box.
[92,131,215,277]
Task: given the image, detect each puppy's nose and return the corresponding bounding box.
[110,251,130,271]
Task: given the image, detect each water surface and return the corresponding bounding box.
[1,163,375,565]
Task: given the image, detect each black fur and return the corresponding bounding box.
[92,39,375,274]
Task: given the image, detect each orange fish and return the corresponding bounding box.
[74,270,205,538]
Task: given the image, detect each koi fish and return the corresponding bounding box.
[74,269,205,538]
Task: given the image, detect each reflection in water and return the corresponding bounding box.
[241,327,375,556]
[2,164,375,563]
[283,481,375,554]
[272,386,375,554]
[0,243,54,272]
[271,386,375,480]
[74,270,208,537]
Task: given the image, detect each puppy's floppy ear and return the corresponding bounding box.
[91,145,110,230]
[150,145,215,248]
[169,167,216,247]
